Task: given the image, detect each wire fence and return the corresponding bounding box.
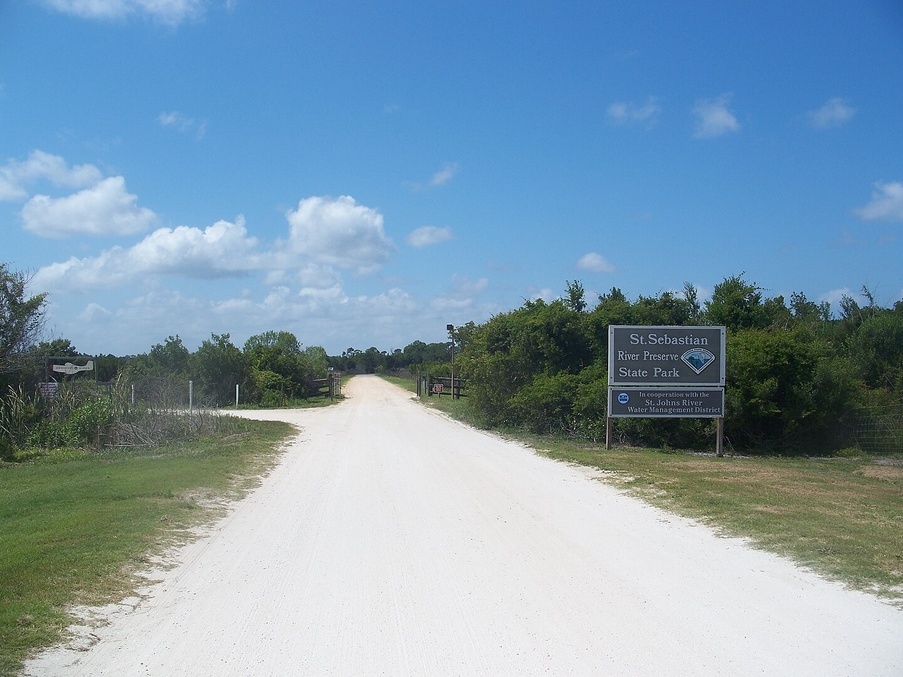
[846,403,903,455]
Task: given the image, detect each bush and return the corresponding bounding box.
[66,398,113,447]
[724,328,842,453]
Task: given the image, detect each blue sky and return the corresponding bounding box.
[2,1,902,356]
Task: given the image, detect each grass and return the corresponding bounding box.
[0,417,294,676]
[392,375,903,604]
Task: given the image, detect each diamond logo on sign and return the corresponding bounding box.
[681,348,715,374]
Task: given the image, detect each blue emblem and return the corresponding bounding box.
[681,348,715,374]
[617,392,630,405]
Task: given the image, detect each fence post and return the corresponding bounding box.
[235,383,239,407]
[189,380,193,415]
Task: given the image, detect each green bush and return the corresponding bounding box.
[725,328,831,452]
[66,398,113,447]
[510,373,580,434]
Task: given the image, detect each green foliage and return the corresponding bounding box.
[511,372,580,434]
[456,276,902,454]
[0,263,47,377]
[239,332,330,403]
[726,329,818,451]
[846,309,903,397]
[704,273,772,331]
[0,386,43,458]
[191,333,246,406]
[66,398,113,447]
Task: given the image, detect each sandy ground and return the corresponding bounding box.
[25,375,903,676]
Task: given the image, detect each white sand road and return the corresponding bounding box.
[26,375,903,676]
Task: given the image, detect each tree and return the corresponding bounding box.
[191,333,248,406]
[243,330,315,401]
[564,280,587,313]
[0,263,47,375]
[148,335,191,376]
[704,273,782,331]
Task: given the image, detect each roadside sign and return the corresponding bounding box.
[608,386,725,418]
[608,325,726,386]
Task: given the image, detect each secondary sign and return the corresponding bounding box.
[608,325,725,386]
[608,387,725,418]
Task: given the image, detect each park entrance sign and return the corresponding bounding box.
[608,325,725,386]
[607,325,727,454]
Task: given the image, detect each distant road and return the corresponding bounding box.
[27,375,903,676]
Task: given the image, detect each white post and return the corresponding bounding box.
[131,384,135,405]
[235,383,239,407]
[189,380,193,415]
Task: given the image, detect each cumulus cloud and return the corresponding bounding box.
[607,97,660,127]
[807,97,856,129]
[39,0,206,25]
[22,176,158,237]
[285,195,394,274]
[33,217,260,291]
[693,94,740,139]
[0,150,102,202]
[577,252,616,273]
[406,225,452,248]
[854,181,903,222]
[128,217,261,275]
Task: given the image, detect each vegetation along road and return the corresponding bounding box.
[26,376,903,676]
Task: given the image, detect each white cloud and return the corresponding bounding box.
[32,216,260,291]
[693,94,740,139]
[0,150,102,202]
[607,97,660,127]
[77,302,113,323]
[40,0,206,25]
[406,225,452,248]
[128,217,260,276]
[158,111,207,139]
[820,287,853,307]
[530,287,556,303]
[430,162,458,186]
[405,162,459,191]
[854,181,903,222]
[285,195,394,274]
[577,252,616,274]
[22,176,158,237]
[807,97,856,129]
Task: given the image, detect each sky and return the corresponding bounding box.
[2,1,903,357]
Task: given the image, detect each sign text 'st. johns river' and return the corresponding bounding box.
[608,326,726,387]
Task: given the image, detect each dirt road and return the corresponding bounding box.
[27,376,903,675]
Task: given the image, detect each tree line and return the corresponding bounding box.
[454,277,903,454]
[2,260,902,456]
